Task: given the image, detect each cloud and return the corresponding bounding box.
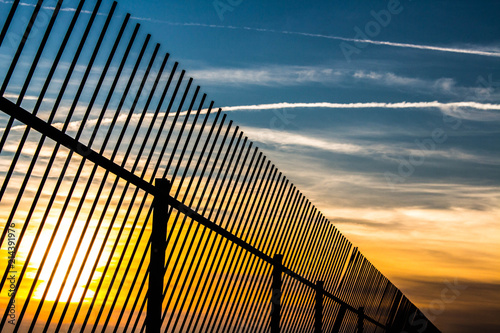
[353,70,435,88]
[398,279,500,333]
[352,72,500,101]
[2,92,55,103]
[240,126,500,167]
[190,66,342,86]
[189,66,499,102]
[190,66,427,88]
[242,127,367,155]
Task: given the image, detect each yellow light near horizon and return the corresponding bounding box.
[26,217,103,304]
[33,280,95,303]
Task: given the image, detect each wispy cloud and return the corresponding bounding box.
[190,66,498,101]
[190,66,342,86]
[350,71,496,100]
[353,70,434,88]
[190,66,428,88]
[241,126,500,166]
[242,127,366,155]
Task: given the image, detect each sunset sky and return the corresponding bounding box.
[114,0,500,332]
[0,0,499,332]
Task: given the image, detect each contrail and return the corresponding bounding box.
[4,99,498,134]
[129,19,500,59]
[219,101,500,111]
[279,30,500,58]
[0,0,103,14]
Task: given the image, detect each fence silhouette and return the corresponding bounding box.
[0,0,440,332]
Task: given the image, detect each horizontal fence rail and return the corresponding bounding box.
[0,0,440,332]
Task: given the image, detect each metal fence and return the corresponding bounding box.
[0,0,440,332]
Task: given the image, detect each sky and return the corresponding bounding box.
[0,0,499,332]
[113,0,500,332]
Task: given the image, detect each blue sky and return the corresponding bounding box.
[113,1,500,332]
[0,0,499,332]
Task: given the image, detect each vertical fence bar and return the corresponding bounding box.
[148,179,172,333]
[358,306,364,333]
[315,281,324,333]
[271,254,283,333]
[0,0,20,47]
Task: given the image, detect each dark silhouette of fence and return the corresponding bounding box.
[0,0,440,332]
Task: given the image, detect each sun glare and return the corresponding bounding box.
[27,217,103,303]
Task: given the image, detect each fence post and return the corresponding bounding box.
[315,281,324,333]
[331,304,346,333]
[147,178,171,333]
[357,306,364,333]
[271,254,283,333]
